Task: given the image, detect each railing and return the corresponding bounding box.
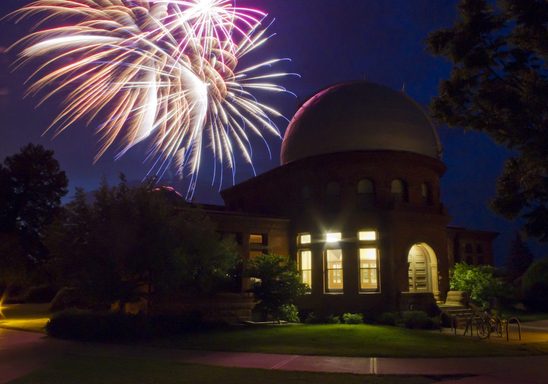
[504,317,522,341]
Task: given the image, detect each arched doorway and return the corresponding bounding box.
[407,243,439,294]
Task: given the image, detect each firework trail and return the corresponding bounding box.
[10,0,296,198]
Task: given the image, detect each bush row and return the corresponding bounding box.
[46,310,225,341]
[302,310,439,329]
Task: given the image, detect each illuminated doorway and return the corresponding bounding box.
[407,243,438,294]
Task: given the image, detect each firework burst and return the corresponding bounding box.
[10,0,296,198]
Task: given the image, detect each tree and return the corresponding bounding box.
[521,257,548,310]
[427,0,548,241]
[0,144,68,262]
[505,232,534,282]
[46,177,239,311]
[450,262,507,308]
[246,254,308,321]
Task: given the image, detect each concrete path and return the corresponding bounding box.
[1,328,548,384]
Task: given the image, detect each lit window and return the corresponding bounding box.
[249,234,264,244]
[298,233,311,245]
[299,250,312,289]
[359,248,379,291]
[249,234,267,259]
[358,230,377,241]
[326,232,342,243]
[249,250,264,259]
[325,249,343,292]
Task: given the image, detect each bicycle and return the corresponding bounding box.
[476,311,503,339]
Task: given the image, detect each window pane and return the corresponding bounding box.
[301,270,312,288]
[300,250,312,269]
[358,231,377,241]
[249,234,263,244]
[249,250,264,259]
[299,233,311,244]
[359,248,378,291]
[326,249,343,291]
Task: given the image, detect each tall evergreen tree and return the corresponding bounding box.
[427,0,548,241]
[0,143,68,266]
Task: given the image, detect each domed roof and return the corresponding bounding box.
[281,81,442,164]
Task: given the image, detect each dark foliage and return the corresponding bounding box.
[376,312,400,326]
[0,144,68,283]
[427,0,548,241]
[23,285,58,303]
[46,310,219,341]
[45,177,239,311]
[401,311,440,330]
[304,312,341,324]
[505,232,535,282]
[246,254,308,321]
[522,257,548,310]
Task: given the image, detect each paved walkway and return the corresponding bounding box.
[1,328,548,384]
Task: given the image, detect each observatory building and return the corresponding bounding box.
[205,81,496,314]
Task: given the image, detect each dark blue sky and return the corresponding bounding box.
[0,0,546,263]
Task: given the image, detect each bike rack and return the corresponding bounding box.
[463,316,477,337]
[505,317,521,341]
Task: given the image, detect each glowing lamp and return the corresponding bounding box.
[326,232,342,243]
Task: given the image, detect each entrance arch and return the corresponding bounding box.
[407,243,439,295]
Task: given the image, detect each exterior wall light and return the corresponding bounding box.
[326,232,342,243]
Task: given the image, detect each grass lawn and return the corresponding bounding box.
[0,303,50,332]
[152,324,548,358]
[11,355,435,384]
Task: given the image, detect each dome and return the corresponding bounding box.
[281,81,442,164]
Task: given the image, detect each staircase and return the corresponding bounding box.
[438,291,475,329]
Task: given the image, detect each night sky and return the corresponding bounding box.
[0,0,546,263]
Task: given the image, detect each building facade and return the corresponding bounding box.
[204,81,497,314]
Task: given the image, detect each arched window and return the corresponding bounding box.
[357,178,375,208]
[390,179,408,203]
[421,183,433,205]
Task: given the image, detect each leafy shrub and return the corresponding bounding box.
[342,313,363,324]
[522,257,548,311]
[46,310,217,341]
[279,304,300,323]
[24,285,58,303]
[50,287,91,312]
[246,254,308,321]
[376,312,400,326]
[450,262,507,308]
[325,314,341,324]
[304,312,319,324]
[401,310,439,330]
[304,312,340,324]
